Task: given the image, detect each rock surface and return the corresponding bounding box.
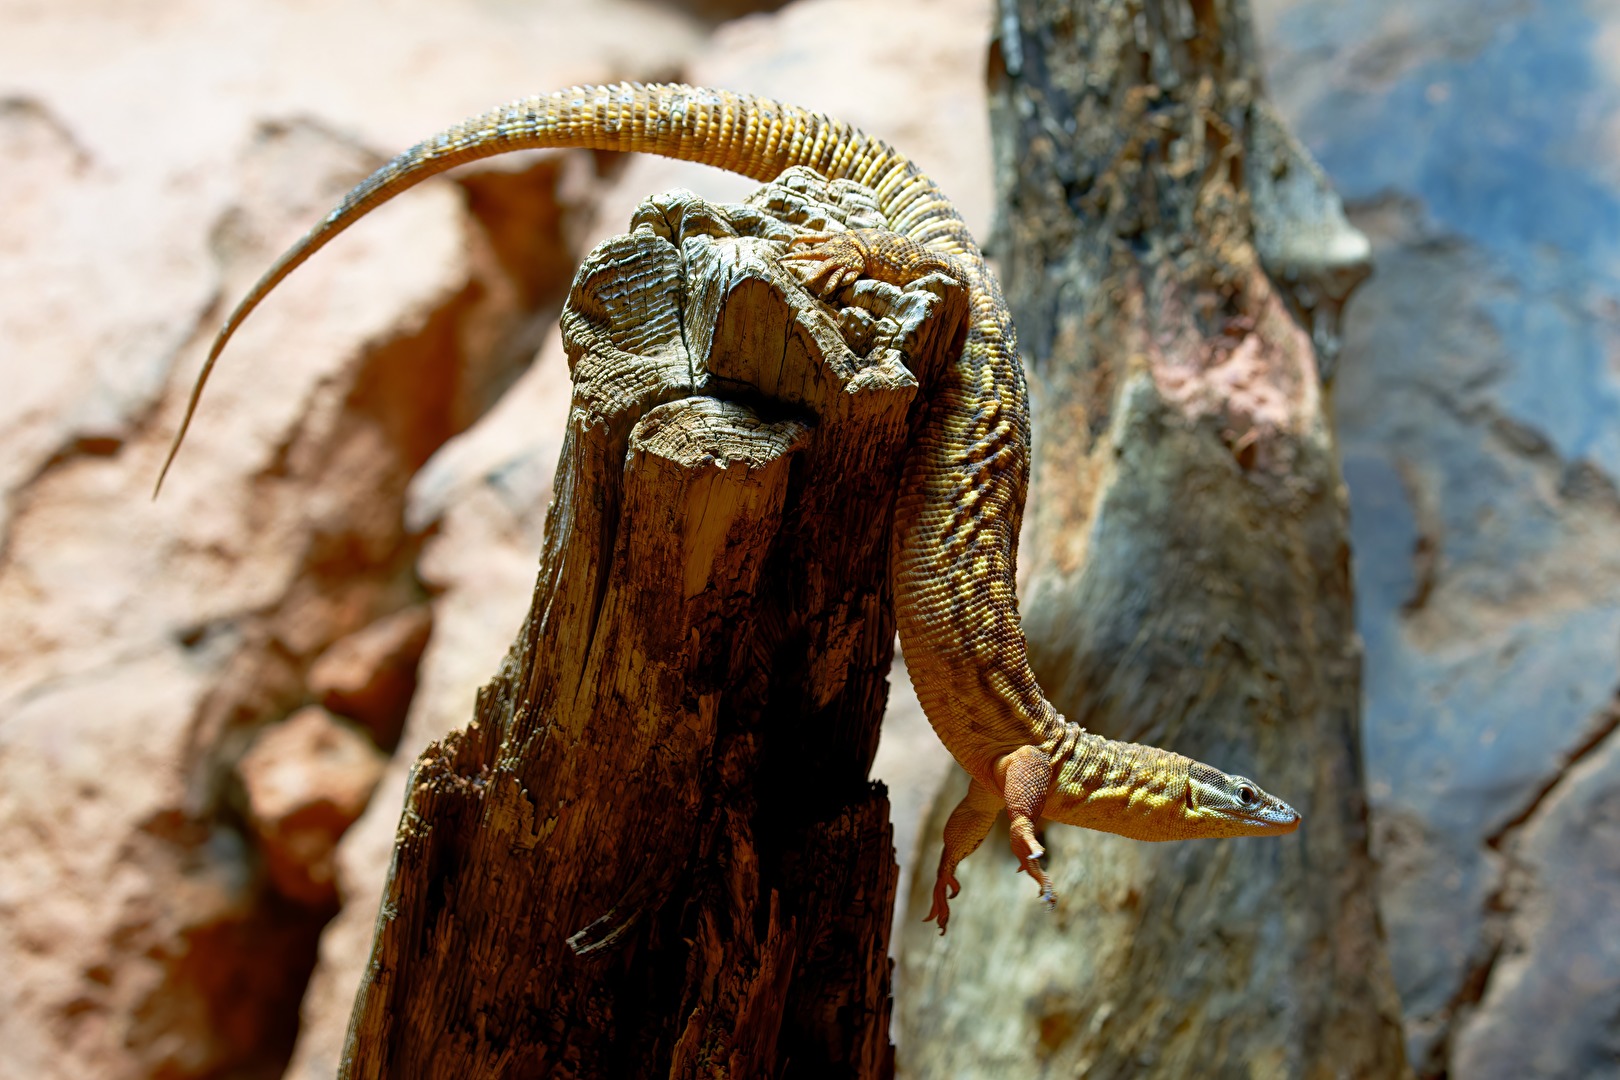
[307,605,433,747]
[238,707,387,907]
[0,2,702,1078]
[1257,0,1620,1074]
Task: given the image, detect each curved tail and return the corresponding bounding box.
[152,82,974,494]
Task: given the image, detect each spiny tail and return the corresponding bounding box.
[153,82,974,494]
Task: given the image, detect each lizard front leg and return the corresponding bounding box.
[925,745,1057,934]
[926,776,1000,934]
[997,744,1056,910]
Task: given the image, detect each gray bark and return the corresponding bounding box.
[896,2,1409,1076]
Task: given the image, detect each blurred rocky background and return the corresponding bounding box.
[1256,1,1620,1074]
[0,0,1613,1077]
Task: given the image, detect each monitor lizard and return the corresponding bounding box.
[154,82,1300,933]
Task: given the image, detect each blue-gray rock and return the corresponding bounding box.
[1259,0,1620,1073]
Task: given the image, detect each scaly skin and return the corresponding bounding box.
[154,83,1300,932]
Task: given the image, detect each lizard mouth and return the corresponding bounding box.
[1251,802,1302,835]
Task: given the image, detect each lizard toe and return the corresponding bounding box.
[781,232,869,298]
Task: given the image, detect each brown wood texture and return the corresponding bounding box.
[897,1,1410,1076]
[340,171,967,1078]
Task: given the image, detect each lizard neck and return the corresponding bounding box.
[1043,729,1195,842]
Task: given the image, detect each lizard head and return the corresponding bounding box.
[1184,761,1301,837]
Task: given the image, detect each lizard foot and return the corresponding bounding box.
[925,776,1001,935]
[999,745,1058,911]
[1009,816,1057,910]
[781,231,869,295]
[1023,857,1057,910]
[925,869,961,935]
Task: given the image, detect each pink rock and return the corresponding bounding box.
[307,606,433,747]
[238,707,387,908]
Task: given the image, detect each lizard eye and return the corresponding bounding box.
[1237,785,1258,807]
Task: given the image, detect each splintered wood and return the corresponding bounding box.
[341,168,966,1078]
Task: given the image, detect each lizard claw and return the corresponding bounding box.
[1019,854,1056,911]
[1009,818,1056,910]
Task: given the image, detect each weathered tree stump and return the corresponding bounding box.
[897,2,1410,1077]
[340,169,967,1078]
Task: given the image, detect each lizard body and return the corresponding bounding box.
[156,83,1299,932]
